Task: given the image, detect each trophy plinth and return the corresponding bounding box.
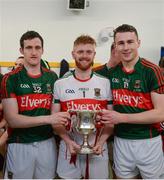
[69,110,97,154]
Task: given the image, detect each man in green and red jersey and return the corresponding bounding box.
[97,24,164,179]
[1,31,70,179]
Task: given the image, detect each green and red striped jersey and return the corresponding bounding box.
[109,58,164,139]
[1,66,58,143]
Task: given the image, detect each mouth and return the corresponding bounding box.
[79,58,90,62]
[123,52,131,57]
[30,57,37,59]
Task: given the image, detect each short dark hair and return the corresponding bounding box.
[114,24,138,40]
[20,31,44,48]
[74,35,96,47]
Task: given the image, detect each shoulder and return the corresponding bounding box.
[42,67,58,80]
[93,64,112,78]
[55,70,73,84]
[140,58,164,82]
[93,71,108,79]
[2,67,22,82]
[93,64,106,72]
[93,72,111,86]
[140,58,161,73]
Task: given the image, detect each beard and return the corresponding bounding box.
[75,58,94,71]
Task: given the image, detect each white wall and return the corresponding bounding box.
[0,0,164,74]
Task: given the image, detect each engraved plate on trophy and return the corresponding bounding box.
[69,110,97,154]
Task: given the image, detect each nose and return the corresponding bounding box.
[82,52,89,58]
[123,43,129,50]
[31,48,37,55]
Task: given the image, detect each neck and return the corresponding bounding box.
[24,63,41,75]
[122,56,139,72]
[75,67,92,80]
[107,58,117,68]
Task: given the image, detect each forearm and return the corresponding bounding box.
[4,114,52,128]
[53,125,72,143]
[123,109,164,124]
[2,98,52,128]
[97,125,113,146]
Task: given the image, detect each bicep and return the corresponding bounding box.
[151,92,164,110]
[2,98,18,121]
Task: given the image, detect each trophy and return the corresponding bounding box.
[69,110,97,154]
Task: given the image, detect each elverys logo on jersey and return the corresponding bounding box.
[61,99,108,111]
[17,94,52,112]
[67,101,101,111]
[112,89,153,109]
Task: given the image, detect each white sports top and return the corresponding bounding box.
[53,71,112,111]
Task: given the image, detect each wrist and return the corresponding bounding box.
[44,115,52,125]
[122,114,129,123]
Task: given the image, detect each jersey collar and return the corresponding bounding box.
[72,70,93,82]
[121,57,141,74]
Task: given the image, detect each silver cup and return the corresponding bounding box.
[69,110,97,154]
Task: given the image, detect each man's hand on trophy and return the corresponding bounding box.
[65,139,81,155]
[96,109,128,125]
[92,142,105,155]
[50,112,70,126]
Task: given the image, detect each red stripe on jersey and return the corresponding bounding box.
[112,89,153,109]
[17,94,52,112]
[1,68,23,99]
[142,59,164,93]
[1,74,10,98]
[60,99,108,111]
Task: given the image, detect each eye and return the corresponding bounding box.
[117,41,124,45]
[86,50,94,55]
[77,50,84,54]
[35,46,42,50]
[127,40,134,44]
[25,46,32,50]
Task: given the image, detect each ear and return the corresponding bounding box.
[71,51,75,59]
[137,39,141,48]
[19,48,23,55]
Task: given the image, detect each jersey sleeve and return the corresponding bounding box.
[1,74,16,99]
[105,78,113,105]
[53,80,61,104]
[149,67,164,94]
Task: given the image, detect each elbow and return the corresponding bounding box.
[5,116,17,128]
[7,121,17,128]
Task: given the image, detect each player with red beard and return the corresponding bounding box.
[52,35,113,179]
